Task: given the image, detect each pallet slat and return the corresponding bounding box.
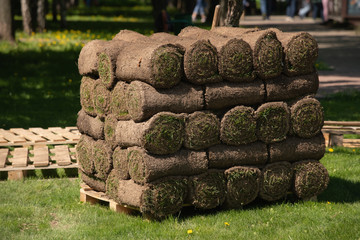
[10,128,47,143]
[11,148,28,168]
[49,127,80,141]
[32,146,49,167]
[52,145,72,166]
[29,127,66,142]
[0,148,9,168]
[0,129,26,144]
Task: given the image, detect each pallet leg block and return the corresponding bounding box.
[8,170,27,180]
[80,189,99,204]
[109,201,134,214]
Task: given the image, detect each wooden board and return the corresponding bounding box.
[29,128,66,142]
[48,127,80,142]
[0,148,9,168]
[0,129,26,144]
[11,148,28,168]
[32,146,49,167]
[52,145,72,166]
[10,128,47,143]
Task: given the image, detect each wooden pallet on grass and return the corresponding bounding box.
[322,121,360,148]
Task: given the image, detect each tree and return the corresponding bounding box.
[0,0,14,42]
[219,0,243,27]
[21,0,32,35]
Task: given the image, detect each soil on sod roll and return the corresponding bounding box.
[187,170,226,210]
[76,134,95,175]
[92,140,113,181]
[220,105,257,145]
[224,166,261,208]
[78,40,107,76]
[112,29,150,42]
[184,111,220,150]
[80,76,97,117]
[205,79,265,110]
[271,29,318,76]
[208,142,267,168]
[211,27,260,36]
[80,170,106,192]
[212,28,283,79]
[77,109,104,140]
[290,97,324,138]
[265,73,319,102]
[256,102,290,143]
[293,160,329,199]
[127,146,208,184]
[178,26,255,82]
[112,147,130,180]
[105,169,120,202]
[104,114,118,149]
[259,162,293,202]
[110,81,130,121]
[126,81,203,122]
[150,32,222,85]
[93,81,111,118]
[115,112,185,155]
[115,41,184,89]
[269,134,325,163]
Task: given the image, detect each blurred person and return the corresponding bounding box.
[322,0,328,22]
[260,0,272,20]
[312,0,324,22]
[192,0,206,23]
[299,0,311,19]
[286,0,297,21]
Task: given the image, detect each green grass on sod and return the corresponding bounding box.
[0,152,359,240]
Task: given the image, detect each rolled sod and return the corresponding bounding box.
[265,73,319,102]
[293,160,329,199]
[290,97,324,138]
[272,29,318,76]
[269,134,325,163]
[224,166,261,208]
[211,27,260,36]
[184,111,220,150]
[93,81,111,118]
[126,80,203,122]
[92,140,113,181]
[106,169,120,202]
[116,177,188,220]
[109,81,130,121]
[212,28,283,79]
[187,170,226,210]
[115,112,185,155]
[112,29,149,42]
[220,105,257,145]
[208,142,267,169]
[256,102,290,143]
[127,146,208,184]
[76,109,104,140]
[76,134,95,176]
[178,26,255,82]
[80,170,106,193]
[150,32,222,85]
[104,114,118,149]
[205,79,265,110]
[259,162,293,202]
[80,76,97,117]
[115,41,184,89]
[78,40,107,76]
[112,147,130,180]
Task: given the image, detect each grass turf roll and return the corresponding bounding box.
[269,134,325,163]
[80,170,106,193]
[127,146,208,185]
[115,112,185,155]
[112,147,130,180]
[109,81,130,121]
[187,170,226,210]
[293,160,329,199]
[93,81,111,119]
[224,166,261,208]
[205,79,265,110]
[265,73,319,102]
[259,162,293,202]
[150,32,222,85]
[126,81,203,122]
[272,29,318,76]
[256,102,290,143]
[115,41,184,89]
[105,169,120,202]
[220,105,257,145]
[76,134,95,176]
[78,40,107,76]
[92,139,113,181]
[104,114,118,149]
[290,97,324,138]
[178,26,254,82]
[208,142,267,169]
[80,76,97,117]
[77,109,104,140]
[184,111,220,150]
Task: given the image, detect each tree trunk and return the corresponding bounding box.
[219,0,243,27]
[0,0,15,42]
[37,0,46,32]
[21,0,33,35]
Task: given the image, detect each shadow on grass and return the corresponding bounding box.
[318,176,360,203]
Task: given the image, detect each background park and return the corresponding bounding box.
[0,0,360,239]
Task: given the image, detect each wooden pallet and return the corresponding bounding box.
[322,121,360,148]
[80,184,137,215]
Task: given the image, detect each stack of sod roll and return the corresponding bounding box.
[76,26,329,219]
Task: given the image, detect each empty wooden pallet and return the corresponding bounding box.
[322,121,360,148]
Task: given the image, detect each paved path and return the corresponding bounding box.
[239,15,360,97]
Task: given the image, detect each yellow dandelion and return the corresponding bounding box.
[52,41,57,45]
[187,229,193,234]
[353,149,356,152]
[86,29,91,33]
[81,43,85,47]
[22,77,27,81]
[31,31,35,36]
[329,148,334,152]
[68,79,72,83]
[327,201,331,204]
[224,222,230,227]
